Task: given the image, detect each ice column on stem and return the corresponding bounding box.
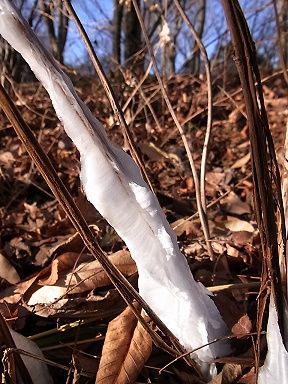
[0,0,230,377]
[258,296,288,383]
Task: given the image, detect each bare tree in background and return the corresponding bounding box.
[279,0,288,67]
[124,0,143,73]
[179,0,207,76]
[0,0,39,82]
[190,0,206,76]
[41,0,69,64]
[111,0,143,73]
[112,0,124,67]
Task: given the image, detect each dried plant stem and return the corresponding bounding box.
[0,84,202,376]
[63,0,154,192]
[208,281,260,293]
[130,86,161,128]
[121,59,163,133]
[221,0,286,375]
[174,0,213,216]
[172,173,253,228]
[160,68,286,147]
[131,0,214,260]
[122,59,154,112]
[217,85,247,119]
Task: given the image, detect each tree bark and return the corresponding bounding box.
[41,0,69,64]
[125,0,143,73]
[191,0,206,76]
[112,0,123,66]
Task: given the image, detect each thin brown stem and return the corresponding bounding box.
[174,0,213,217]
[131,0,214,260]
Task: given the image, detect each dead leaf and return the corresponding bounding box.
[184,243,203,256]
[238,367,256,383]
[0,151,14,164]
[0,253,20,284]
[205,171,226,196]
[96,305,152,384]
[0,249,136,311]
[34,224,100,266]
[172,218,201,237]
[10,328,53,384]
[28,284,129,319]
[63,250,136,294]
[211,242,226,254]
[225,217,254,233]
[230,231,253,246]
[138,142,166,161]
[229,107,246,126]
[208,363,242,384]
[231,314,252,338]
[221,192,251,215]
[27,285,68,306]
[226,244,240,258]
[27,250,137,305]
[231,153,250,169]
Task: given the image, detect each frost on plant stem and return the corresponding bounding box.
[0,0,230,378]
[258,295,288,383]
[159,20,171,47]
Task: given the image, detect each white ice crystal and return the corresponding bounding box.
[0,1,230,378]
[258,295,288,383]
[159,20,171,46]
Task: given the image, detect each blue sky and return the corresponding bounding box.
[23,0,274,72]
[65,1,113,66]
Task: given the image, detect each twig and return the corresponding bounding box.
[172,173,252,229]
[174,0,213,217]
[207,281,260,293]
[131,0,214,260]
[63,0,154,193]
[122,58,154,113]
[159,331,265,374]
[217,84,247,119]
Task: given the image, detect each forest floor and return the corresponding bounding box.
[0,71,287,383]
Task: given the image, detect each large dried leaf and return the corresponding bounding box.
[0,250,136,315]
[28,250,136,305]
[225,217,254,233]
[0,253,20,284]
[96,305,152,384]
[63,250,136,294]
[29,284,130,318]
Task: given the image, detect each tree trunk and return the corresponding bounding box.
[41,0,69,64]
[112,0,123,66]
[191,0,206,76]
[124,0,143,73]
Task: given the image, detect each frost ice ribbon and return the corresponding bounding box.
[0,0,230,377]
[258,296,288,383]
